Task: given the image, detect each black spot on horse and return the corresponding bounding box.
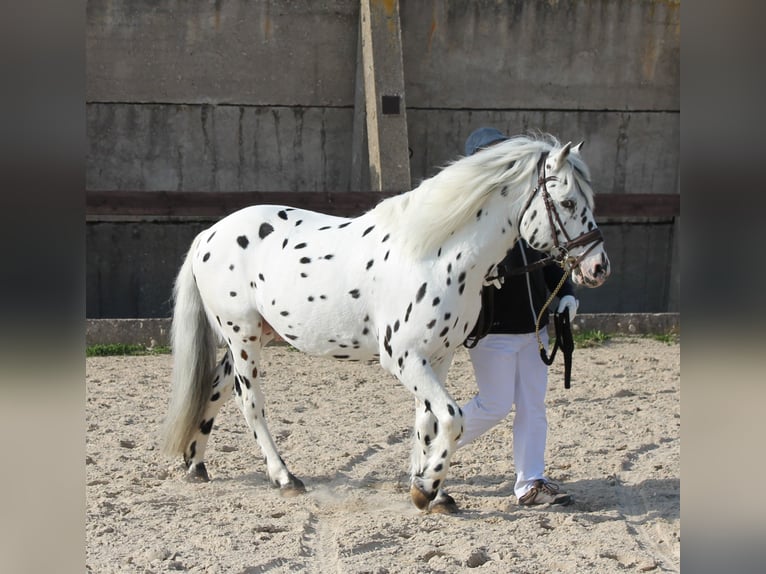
[319,225,331,231]
[382,233,390,242]
[280,311,289,317]
[300,257,311,264]
[333,355,350,359]
[210,392,220,402]
[458,272,466,283]
[277,210,288,220]
[416,283,427,303]
[259,223,274,238]
[284,334,298,340]
[439,326,449,337]
[237,235,249,249]
[203,252,211,262]
[458,284,466,295]
[258,273,265,281]
[424,400,432,412]
[234,378,242,396]
[200,418,214,435]
[230,291,237,297]
[362,225,375,237]
[207,231,216,243]
[432,297,440,306]
[338,222,351,229]
[405,303,413,322]
[324,254,335,260]
[426,319,436,329]
[366,259,374,270]
[447,404,455,416]
[282,239,288,249]
[349,289,361,299]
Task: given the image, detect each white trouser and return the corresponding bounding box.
[458,331,550,498]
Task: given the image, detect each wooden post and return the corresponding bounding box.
[358,0,411,192]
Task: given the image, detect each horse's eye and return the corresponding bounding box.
[561,200,575,210]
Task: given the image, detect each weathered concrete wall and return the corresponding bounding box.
[86,0,680,194]
[86,0,680,317]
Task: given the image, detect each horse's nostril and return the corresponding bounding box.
[594,264,603,276]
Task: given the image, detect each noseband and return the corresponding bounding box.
[515,153,604,274]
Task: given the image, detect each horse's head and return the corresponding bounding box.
[518,141,610,287]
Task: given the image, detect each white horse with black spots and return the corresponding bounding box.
[162,134,610,512]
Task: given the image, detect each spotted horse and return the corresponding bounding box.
[161,134,611,512]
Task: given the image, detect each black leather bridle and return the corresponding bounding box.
[512,153,604,275]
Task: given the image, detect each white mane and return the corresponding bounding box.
[373,135,561,258]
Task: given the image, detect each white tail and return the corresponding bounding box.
[161,234,219,457]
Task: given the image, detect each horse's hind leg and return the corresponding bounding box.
[228,337,305,496]
[182,351,236,481]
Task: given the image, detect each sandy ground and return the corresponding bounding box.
[86,336,679,573]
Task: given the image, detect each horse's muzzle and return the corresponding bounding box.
[572,252,610,287]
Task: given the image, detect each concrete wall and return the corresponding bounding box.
[86,0,680,317]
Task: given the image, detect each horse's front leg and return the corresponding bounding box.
[401,358,463,511]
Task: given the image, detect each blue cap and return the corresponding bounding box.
[464,127,508,156]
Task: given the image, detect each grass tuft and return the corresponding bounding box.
[86,344,171,357]
[573,329,610,348]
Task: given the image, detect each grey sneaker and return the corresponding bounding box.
[518,479,572,506]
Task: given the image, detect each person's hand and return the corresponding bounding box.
[483,265,504,289]
[557,295,579,322]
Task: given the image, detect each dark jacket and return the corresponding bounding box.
[487,240,575,334]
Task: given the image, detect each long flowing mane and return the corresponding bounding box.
[372,134,561,258]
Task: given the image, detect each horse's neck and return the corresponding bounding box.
[442,200,521,279]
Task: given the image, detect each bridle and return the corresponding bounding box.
[513,153,604,275]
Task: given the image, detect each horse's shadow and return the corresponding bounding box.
[219,469,679,525]
[456,475,679,524]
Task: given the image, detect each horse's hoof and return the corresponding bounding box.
[410,484,434,510]
[279,473,306,497]
[185,462,210,482]
[429,492,459,514]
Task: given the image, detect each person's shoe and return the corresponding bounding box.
[518,479,572,506]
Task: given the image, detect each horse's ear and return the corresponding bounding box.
[551,142,572,170]
[572,140,585,154]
